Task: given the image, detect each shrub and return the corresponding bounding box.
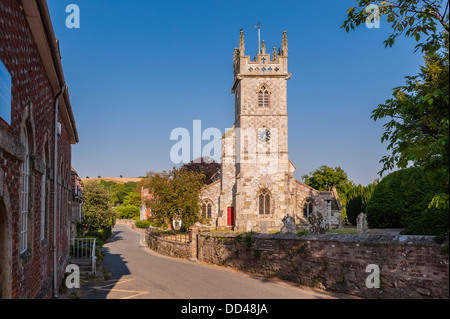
[135,220,152,229]
[346,183,377,225]
[366,167,448,240]
[84,225,112,246]
[116,205,140,220]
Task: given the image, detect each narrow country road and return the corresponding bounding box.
[81,224,353,299]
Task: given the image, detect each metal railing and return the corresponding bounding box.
[70,238,97,275]
[148,229,190,243]
[91,239,97,276]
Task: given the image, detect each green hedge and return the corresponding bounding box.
[84,226,112,246]
[366,167,448,242]
[135,220,152,229]
[115,205,140,220]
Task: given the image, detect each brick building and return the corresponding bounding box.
[0,0,79,299]
[70,168,83,240]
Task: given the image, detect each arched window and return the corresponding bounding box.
[258,189,271,215]
[303,200,314,219]
[202,200,213,219]
[258,84,270,108]
[20,126,30,253]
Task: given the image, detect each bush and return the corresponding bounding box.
[116,205,140,220]
[366,167,448,240]
[135,220,152,229]
[346,183,377,225]
[84,225,112,246]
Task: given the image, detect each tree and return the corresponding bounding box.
[346,182,378,225]
[342,0,449,54]
[366,167,448,241]
[146,168,205,230]
[302,165,353,192]
[83,181,115,230]
[180,157,220,185]
[374,34,449,209]
[343,1,450,209]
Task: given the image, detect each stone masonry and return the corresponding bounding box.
[200,30,341,232]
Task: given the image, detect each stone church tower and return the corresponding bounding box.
[201,30,341,232]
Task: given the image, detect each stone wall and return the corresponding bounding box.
[146,232,191,260]
[196,232,449,299]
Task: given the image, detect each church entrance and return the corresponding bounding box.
[227,207,235,227]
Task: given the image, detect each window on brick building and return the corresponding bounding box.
[0,59,12,125]
[40,146,47,241]
[20,126,30,253]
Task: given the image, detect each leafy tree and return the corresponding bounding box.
[343,1,449,209]
[342,0,449,54]
[83,181,115,230]
[146,168,205,230]
[374,34,449,209]
[346,182,378,225]
[302,165,351,191]
[116,205,140,220]
[302,165,355,221]
[181,157,220,185]
[123,192,141,207]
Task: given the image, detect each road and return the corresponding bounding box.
[81,224,353,299]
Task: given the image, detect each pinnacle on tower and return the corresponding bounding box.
[239,29,245,55]
[282,31,288,56]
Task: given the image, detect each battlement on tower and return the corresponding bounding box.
[232,30,291,93]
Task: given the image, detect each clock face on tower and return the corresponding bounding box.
[258,128,271,142]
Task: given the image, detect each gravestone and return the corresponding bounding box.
[280,214,296,234]
[308,212,329,234]
[357,213,368,234]
[246,220,253,232]
[260,221,268,234]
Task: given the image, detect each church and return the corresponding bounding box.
[200,30,342,232]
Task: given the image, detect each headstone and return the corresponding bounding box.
[260,221,268,234]
[246,220,253,232]
[280,214,296,234]
[308,212,329,234]
[357,213,367,234]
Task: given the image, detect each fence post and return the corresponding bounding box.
[189,223,203,261]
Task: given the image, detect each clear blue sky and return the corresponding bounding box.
[47,0,424,185]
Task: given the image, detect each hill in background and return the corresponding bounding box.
[82,177,142,184]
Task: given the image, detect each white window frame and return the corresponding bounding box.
[20,127,29,254]
[40,157,46,241]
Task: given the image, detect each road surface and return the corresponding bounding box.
[81,224,353,299]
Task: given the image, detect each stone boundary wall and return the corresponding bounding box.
[143,227,449,299]
[146,231,191,260]
[197,232,449,299]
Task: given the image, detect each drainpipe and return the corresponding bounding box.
[53,85,65,299]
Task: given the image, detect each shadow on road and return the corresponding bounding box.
[80,229,131,299]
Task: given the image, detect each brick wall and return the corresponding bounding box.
[196,232,449,299]
[1,0,74,299]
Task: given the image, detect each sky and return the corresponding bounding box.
[47,0,425,185]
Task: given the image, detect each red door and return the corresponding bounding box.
[227,207,235,226]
